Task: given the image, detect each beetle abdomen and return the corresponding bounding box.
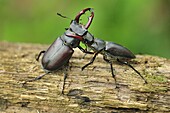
[41,37,74,71]
[105,41,136,59]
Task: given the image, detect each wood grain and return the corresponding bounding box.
[0,41,169,112]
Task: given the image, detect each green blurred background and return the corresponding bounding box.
[0,0,170,58]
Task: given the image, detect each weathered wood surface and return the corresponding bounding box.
[0,41,169,113]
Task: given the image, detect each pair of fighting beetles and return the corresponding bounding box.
[25,8,147,94]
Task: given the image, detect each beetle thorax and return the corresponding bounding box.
[62,30,80,48]
[90,38,106,51]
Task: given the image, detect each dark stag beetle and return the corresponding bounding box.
[23,8,94,94]
[67,26,148,87]
[84,38,148,85]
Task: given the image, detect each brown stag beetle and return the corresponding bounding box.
[23,8,94,94]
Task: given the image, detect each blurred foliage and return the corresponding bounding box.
[0,0,170,58]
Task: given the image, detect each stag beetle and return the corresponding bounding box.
[67,23,147,86]
[24,8,94,94]
[85,38,147,84]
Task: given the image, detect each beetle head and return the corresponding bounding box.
[69,20,87,36]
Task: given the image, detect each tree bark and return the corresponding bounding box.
[0,41,169,112]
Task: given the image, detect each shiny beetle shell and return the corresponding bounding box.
[90,38,135,59]
[105,41,136,59]
[41,37,74,71]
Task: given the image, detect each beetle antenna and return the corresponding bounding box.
[57,13,72,20]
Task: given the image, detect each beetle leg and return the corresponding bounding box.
[62,70,68,95]
[82,49,103,70]
[36,50,45,61]
[117,58,147,84]
[78,45,94,54]
[30,72,50,81]
[61,63,70,95]
[103,56,117,87]
[22,72,50,85]
[82,46,92,59]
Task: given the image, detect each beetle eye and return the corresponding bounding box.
[84,39,89,44]
[83,39,87,43]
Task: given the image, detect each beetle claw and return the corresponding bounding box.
[75,8,94,29]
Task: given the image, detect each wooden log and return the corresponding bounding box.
[0,41,169,112]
